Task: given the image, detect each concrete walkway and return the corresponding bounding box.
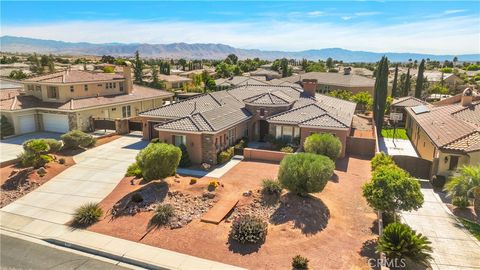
[378,137,418,157]
[401,182,480,270]
[177,156,243,179]
[0,134,244,270]
[0,132,61,163]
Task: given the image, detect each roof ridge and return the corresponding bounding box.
[266,103,319,120]
[10,95,17,110]
[140,93,210,114]
[301,113,347,127]
[195,112,215,131]
[442,130,479,148]
[452,101,480,115]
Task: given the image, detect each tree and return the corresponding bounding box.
[133,51,143,84]
[326,57,334,69]
[0,115,14,139]
[8,70,27,80]
[226,54,238,65]
[178,144,192,168]
[415,59,425,98]
[103,66,115,73]
[373,56,389,133]
[215,62,232,78]
[136,143,181,181]
[362,165,424,214]
[428,83,449,95]
[377,223,432,267]
[403,68,411,96]
[149,65,164,89]
[101,55,115,64]
[303,133,342,161]
[281,58,289,78]
[370,152,394,171]
[278,153,335,196]
[305,62,326,72]
[352,92,373,112]
[444,165,480,214]
[392,64,399,97]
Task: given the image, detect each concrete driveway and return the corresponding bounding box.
[0,132,62,163]
[1,134,147,224]
[401,181,480,269]
[379,137,418,157]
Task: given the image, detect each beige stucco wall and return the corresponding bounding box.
[435,151,472,177]
[158,131,203,164]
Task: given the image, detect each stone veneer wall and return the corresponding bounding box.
[201,133,217,165]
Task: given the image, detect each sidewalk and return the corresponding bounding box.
[177,156,243,178]
[400,182,480,270]
[378,137,418,157]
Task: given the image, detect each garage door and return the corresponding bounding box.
[18,115,36,134]
[42,114,69,133]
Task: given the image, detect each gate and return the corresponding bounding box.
[129,120,143,132]
[92,118,115,130]
[392,155,432,179]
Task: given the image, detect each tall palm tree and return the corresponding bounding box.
[444,165,480,214]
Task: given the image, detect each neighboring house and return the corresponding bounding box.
[390,96,429,126]
[157,74,192,90]
[280,69,378,95]
[179,68,216,79]
[139,81,356,164]
[423,71,464,91]
[214,76,300,91]
[0,64,173,135]
[248,68,282,80]
[405,88,480,177]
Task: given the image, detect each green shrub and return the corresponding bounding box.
[178,144,192,168]
[58,158,66,165]
[19,140,54,168]
[23,139,50,154]
[131,192,144,203]
[136,143,181,181]
[452,197,470,208]
[150,204,174,226]
[61,130,96,149]
[230,215,268,244]
[261,178,282,195]
[377,223,432,267]
[278,153,334,196]
[303,133,342,160]
[217,147,234,164]
[125,162,142,178]
[292,255,309,269]
[0,115,14,139]
[43,139,63,153]
[371,152,394,171]
[280,146,294,153]
[150,138,160,143]
[431,175,446,189]
[73,203,103,226]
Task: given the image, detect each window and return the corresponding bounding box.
[84,84,88,91]
[449,156,459,171]
[275,125,300,142]
[70,86,74,92]
[260,108,265,116]
[119,82,124,92]
[122,105,131,118]
[282,126,293,141]
[47,86,58,99]
[113,83,116,88]
[172,135,186,146]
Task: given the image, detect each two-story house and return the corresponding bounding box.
[0,63,173,135]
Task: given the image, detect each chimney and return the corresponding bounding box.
[122,61,133,94]
[461,87,473,106]
[343,67,352,75]
[302,79,317,97]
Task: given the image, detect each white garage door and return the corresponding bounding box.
[18,115,36,134]
[42,114,69,133]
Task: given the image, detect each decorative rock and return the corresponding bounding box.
[37,167,46,175]
[202,191,216,199]
[243,190,253,197]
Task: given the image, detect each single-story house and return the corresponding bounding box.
[390,96,429,126]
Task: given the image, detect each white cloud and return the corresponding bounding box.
[354,11,382,16]
[341,16,353,20]
[2,15,479,54]
[307,11,325,17]
[444,9,466,15]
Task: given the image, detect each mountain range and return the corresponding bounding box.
[1,36,479,62]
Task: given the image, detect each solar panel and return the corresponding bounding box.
[412,105,430,115]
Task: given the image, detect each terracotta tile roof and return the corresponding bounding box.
[391,96,428,107]
[157,74,192,83]
[443,132,480,153]
[243,91,294,105]
[407,101,480,151]
[1,84,172,111]
[24,70,124,84]
[281,72,375,87]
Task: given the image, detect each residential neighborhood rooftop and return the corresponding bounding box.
[391,96,428,107]
[280,72,376,87]
[23,70,125,84]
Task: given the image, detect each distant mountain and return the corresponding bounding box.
[1,36,479,62]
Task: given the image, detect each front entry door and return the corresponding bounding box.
[259,120,269,142]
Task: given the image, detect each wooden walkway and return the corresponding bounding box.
[201,197,239,224]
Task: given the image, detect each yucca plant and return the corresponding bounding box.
[377,223,432,267]
[73,203,103,227]
[444,165,480,214]
[149,204,174,227]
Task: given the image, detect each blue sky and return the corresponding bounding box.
[1,1,479,54]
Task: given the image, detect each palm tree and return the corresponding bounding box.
[444,165,480,214]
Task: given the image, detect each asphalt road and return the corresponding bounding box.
[0,234,131,270]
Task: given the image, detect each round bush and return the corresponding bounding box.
[125,162,142,178]
[303,133,342,160]
[261,178,282,195]
[136,143,181,181]
[73,202,103,226]
[230,215,267,244]
[23,139,50,154]
[280,146,294,153]
[292,255,309,269]
[371,152,394,171]
[61,130,96,149]
[278,153,335,196]
[150,204,174,226]
[42,138,63,153]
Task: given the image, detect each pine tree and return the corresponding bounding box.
[415,59,425,98]
[281,58,289,78]
[403,68,411,96]
[373,56,389,133]
[392,64,399,97]
[133,51,143,84]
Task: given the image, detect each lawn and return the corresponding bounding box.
[460,218,480,241]
[381,128,408,140]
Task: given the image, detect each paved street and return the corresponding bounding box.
[1,134,147,224]
[378,137,418,157]
[0,132,61,163]
[401,182,480,270]
[1,234,131,270]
